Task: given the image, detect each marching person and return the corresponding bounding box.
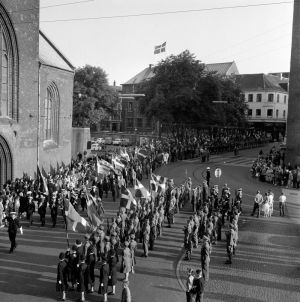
[279,191,287,216]
[37,194,47,226]
[4,211,23,253]
[121,280,132,302]
[206,167,211,187]
[185,268,194,302]
[27,194,35,227]
[251,190,263,218]
[192,268,205,302]
[56,252,68,301]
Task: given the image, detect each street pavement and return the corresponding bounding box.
[0,144,300,302]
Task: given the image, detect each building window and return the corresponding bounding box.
[284,95,287,104]
[248,109,252,116]
[44,82,60,143]
[268,94,274,102]
[136,118,143,128]
[248,94,253,102]
[128,102,133,112]
[283,110,286,118]
[256,94,262,102]
[256,109,261,116]
[127,118,134,128]
[277,94,280,103]
[0,20,18,119]
[267,109,273,117]
[276,109,279,118]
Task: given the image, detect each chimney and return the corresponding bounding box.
[113,80,116,86]
[149,64,153,69]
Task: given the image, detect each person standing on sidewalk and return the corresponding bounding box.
[192,268,205,302]
[251,190,263,218]
[279,191,287,216]
[185,268,194,302]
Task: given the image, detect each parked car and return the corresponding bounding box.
[104,137,113,145]
[97,138,105,144]
[112,138,122,145]
[121,138,130,146]
[91,143,99,151]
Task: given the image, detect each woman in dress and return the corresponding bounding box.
[121,241,132,281]
[262,192,270,218]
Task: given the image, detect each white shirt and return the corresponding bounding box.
[279,195,286,203]
[186,275,194,292]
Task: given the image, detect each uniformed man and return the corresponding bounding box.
[200,233,211,281]
[206,167,211,187]
[4,211,23,253]
[225,223,236,264]
[142,219,150,257]
[56,252,68,301]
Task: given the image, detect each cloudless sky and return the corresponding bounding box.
[40,0,294,85]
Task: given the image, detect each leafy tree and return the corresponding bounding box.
[140,50,247,128]
[72,65,118,127]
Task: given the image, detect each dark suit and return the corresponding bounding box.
[5,216,21,253]
[192,276,205,302]
[56,260,68,292]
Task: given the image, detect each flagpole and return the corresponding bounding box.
[63,198,70,248]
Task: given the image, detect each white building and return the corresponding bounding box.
[237,73,288,139]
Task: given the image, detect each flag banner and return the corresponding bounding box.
[86,193,103,228]
[150,174,158,192]
[97,157,110,176]
[137,148,148,161]
[120,185,137,210]
[154,41,166,54]
[112,156,125,172]
[64,199,90,232]
[100,159,118,174]
[152,173,168,193]
[37,166,49,196]
[134,179,150,198]
[120,149,130,162]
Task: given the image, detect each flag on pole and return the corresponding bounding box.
[112,156,125,172]
[37,165,49,196]
[99,159,117,174]
[64,199,90,232]
[86,193,103,228]
[97,157,110,176]
[120,185,137,210]
[150,174,158,192]
[154,42,166,54]
[120,149,130,162]
[136,148,148,161]
[152,173,168,193]
[134,179,150,198]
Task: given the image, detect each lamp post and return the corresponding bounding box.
[135,128,138,146]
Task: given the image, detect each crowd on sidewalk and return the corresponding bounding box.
[251,145,300,189]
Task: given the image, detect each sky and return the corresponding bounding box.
[40,0,294,86]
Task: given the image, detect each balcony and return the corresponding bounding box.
[247,116,286,123]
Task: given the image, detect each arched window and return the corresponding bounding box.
[0,5,19,120]
[44,82,60,144]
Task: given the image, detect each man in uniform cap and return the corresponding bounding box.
[4,211,23,253]
[56,252,68,301]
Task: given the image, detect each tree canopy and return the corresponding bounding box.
[72,65,118,127]
[140,50,247,128]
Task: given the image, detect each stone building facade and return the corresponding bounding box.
[0,1,74,186]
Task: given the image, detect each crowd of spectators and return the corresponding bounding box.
[251,146,300,189]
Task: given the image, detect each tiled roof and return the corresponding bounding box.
[237,74,288,92]
[122,65,155,85]
[205,61,238,75]
[39,30,74,72]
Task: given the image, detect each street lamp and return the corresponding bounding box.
[135,128,137,146]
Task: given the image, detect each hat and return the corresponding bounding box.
[75,239,81,245]
[207,167,210,170]
[27,191,32,195]
[10,211,17,216]
[238,188,242,191]
[130,234,135,239]
[59,252,65,260]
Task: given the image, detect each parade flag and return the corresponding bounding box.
[86,193,103,228]
[152,173,168,193]
[154,41,166,54]
[112,156,125,172]
[120,149,130,162]
[150,174,158,192]
[37,165,49,196]
[120,185,137,210]
[134,179,150,198]
[64,199,90,232]
[137,148,148,161]
[97,157,110,176]
[100,159,117,174]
